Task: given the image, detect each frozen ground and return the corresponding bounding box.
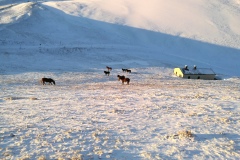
[0,68,240,159]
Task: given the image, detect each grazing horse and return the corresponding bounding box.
[106,66,112,71]
[104,71,110,76]
[122,68,127,72]
[126,69,131,73]
[117,75,130,85]
[41,78,55,85]
[117,75,125,81]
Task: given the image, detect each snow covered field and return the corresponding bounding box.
[0,0,240,159]
[1,69,240,159]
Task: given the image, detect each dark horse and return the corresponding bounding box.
[106,66,112,71]
[117,75,125,81]
[41,78,56,85]
[104,71,110,76]
[122,68,127,72]
[126,69,131,73]
[117,75,130,85]
[122,68,131,73]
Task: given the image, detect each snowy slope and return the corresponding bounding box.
[0,0,240,76]
[1,0,240,48]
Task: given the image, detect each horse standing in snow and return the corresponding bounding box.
[122,68,131,73]
[106,66,112,71]
[126,69,131,73]
[117,75,130,85]
[122,68,128,72]
[117,75,125,81]
[104,71,110,76]
[40,78,56,85]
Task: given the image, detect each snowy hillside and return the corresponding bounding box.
[0,0,240,159]
[0,0,240,76]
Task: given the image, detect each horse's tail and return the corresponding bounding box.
[40,78,44,85]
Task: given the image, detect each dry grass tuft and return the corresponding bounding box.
[219,117,230,123]
[29,97,38,100]
[18,156,31,160]
[4,97,16,100]
[37,156,46,160]
[188,112,198,116]
[177,130,194,139]
[165,130,194,140]
[71,156,83,160]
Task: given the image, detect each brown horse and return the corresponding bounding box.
[40,78,55,85]
[106,66,112,71]
[117,75,125,81]
[117,75,130,85]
